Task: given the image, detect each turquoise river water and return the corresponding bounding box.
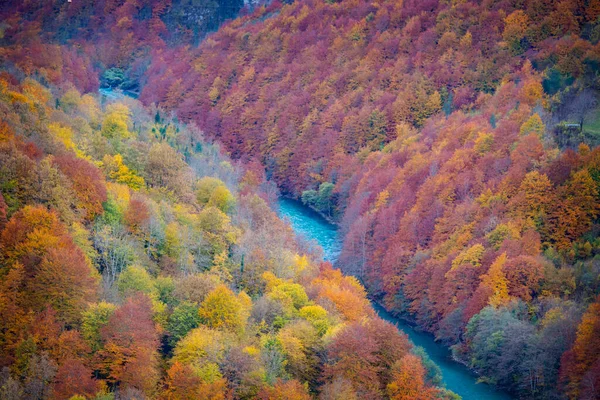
[278,198,512,400]
[98,83,512,399]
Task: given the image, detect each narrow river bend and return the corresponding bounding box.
[278,198,512,400]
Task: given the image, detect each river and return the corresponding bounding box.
[99,85,511,398]
[99,87,139,100]
[278,197,512,400]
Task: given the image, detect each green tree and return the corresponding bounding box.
[102,68,125,88]
[81,302,117,351]
[117,265,157,298]
[196,177,226,205]
[299,305,330,335]
[167,302,202,347]
[301,182,335,217]
[208,185,236,214]
[271,283,309,310]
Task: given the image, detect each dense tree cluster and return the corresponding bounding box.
[132,1,600,397]
[334,68,600,398]
[1,0,600,398]
[131,1,599,397]
[0,0,251,93]
[132,0,600,198]
[0,77,444,399]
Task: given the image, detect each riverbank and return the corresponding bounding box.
[277,197,342,262]
[278,198,513,400]
[370,299,481,374]
[371,302,511,400]
[99,87,139,100]
[280,194,341,227]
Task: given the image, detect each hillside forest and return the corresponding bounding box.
[1,0,600,399]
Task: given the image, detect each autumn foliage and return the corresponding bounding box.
[1,0,600,398]
[0,76,440,399]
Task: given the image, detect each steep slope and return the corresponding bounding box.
[0,0,252,92]
[132,1,600,397]
[138,0,600,197]
[0,75,448,398]
[1,0,600,398]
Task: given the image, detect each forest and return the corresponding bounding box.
[0,74,451,399]
[1,0,600,399]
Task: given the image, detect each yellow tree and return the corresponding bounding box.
[448,244,485,273]
[102,103,133,138]
[81,301,117,351]
[198,285,250,333]
[172,326,231,376]
[299,305,330,335]
[164,222,184,259]
[480,253,510,307]
[549,169,599,249]
[48,123,86,158]
[519,114,545,138]
[117,265,157,298]
[516,170,553,228]
[101,154,145,190]
[208,185,236,214]
[474,131,494,155]
[196,177,227,206]
[503,10,529,54]
[269,282,309,310]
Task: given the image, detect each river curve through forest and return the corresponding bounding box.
[277,197,512,400]
[97,87,511,400]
